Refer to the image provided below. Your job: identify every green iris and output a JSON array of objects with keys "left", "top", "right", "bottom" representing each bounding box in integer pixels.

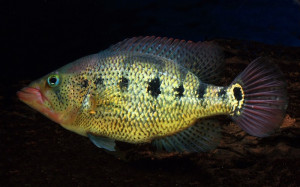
[{"left": 47, "top": 74, "right": 60, "bottom": 87}]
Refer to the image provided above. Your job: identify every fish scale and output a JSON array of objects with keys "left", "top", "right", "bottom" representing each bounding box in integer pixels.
[
  {"left": 18, "top": 36, "right": 288, "bottom": 153},
  {"left": 68, "top": 52, "right": 232, "bottom": 143}
]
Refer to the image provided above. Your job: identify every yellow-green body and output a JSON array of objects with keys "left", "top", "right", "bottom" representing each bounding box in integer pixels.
[
  {"left": 17, "top": 37, "right": 288, "bottom": 152},
  {"left": 61, "top": 52, "right": 241, "bottom": 144}
]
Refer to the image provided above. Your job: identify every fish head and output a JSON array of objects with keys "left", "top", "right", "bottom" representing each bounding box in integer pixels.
[
  {"left": 17, "top": 70, "right": 78, "bottom": 126},
  {"left": 17, "top": 55, "right": 98, "bottom": 134}
]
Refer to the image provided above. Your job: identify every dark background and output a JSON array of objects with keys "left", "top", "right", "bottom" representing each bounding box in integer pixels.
[
  {"left": 2, "top": 0, "right": 300, "bottom": 79},
  {"left": 1, "top": 0, "right": 300, "bottom": 186}
]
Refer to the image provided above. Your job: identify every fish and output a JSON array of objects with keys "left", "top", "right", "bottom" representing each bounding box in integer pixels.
[{"left": 17, "top": 36, "right": 288, "bottom": 153}]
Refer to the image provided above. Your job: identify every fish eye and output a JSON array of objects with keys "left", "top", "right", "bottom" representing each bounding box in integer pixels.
[{"left": 47, "top": 74, "right": 60, "bottom": 87}]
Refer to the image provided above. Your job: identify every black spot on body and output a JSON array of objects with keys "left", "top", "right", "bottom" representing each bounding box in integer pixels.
[
  {"left": 233, "top": 87, "right": 242, "bottom": 101},
  {"left": 197, "top": 83, "right": 207, "bottom": 98},
  {"left": 55, "top": 89, "right": 64, "bottom": 104},
  {"left": 119, "top": 76, "right": 129, "bottom": 90},
  {"left": 175, "top": 84, "right": 184, "bottom": 98},
  {"left": 94, "top": 77, "right": 103, "bottom": 85},
  {"left": 148, "top": 77, "right": 161, "bottom": 97},
  {"left": 82, "top": 79, "right": 89, "bottom": 88},
  {"left": 219, "top": 88, "right": 226, "bottom": 97}
]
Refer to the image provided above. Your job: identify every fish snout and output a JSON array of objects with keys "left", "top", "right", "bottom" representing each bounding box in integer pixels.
[{"left": 17, "top": 86, "right": 47, "bottom": 104}]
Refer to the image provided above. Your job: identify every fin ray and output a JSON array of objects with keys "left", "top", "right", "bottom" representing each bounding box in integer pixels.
[
  {"left": 152, "top": 119, "right": 221, "bottom": 153},
  {"left": 108, "top": 36, "right": 224, "bottom": 84},
  {"left": 88, "top": 133, "right": 116, "bottom": 151},
  {"left": 231, "top": 57, "right": 288, "bottom": 137}
]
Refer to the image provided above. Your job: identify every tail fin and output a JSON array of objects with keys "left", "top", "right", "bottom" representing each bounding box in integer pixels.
[{"left": 230, "top": 57, "right": 288, "bottom": 137}]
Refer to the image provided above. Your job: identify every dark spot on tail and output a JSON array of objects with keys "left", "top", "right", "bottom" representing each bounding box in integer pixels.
[
  {"left": 119, "top": 76, "right": 129, "bottom": 90},
  {"left": 94, "top": 77, "right": 103, "bottom": 85},
  {"left": 233, "top": 87, "right": 242, "bottom": 101},
  {"left": 148, "top": 77, "right": 161, "bottom": 97},
  {"left": 175, "top": 84, "right": 184, "bottom": 98},
  {"left": 82, "top": 79, "right": 89, "bottom": 88},
  {"left": 197, "top": 83, "right": 207, "bottom": 98}
]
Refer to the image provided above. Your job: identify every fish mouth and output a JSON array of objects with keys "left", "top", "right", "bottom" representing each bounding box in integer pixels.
[
  {"left": 17, "top": 87, "right": 61, "bottom": 124},
  {"left": 17, "top": 87, "right": 48, "bottom": 105}
]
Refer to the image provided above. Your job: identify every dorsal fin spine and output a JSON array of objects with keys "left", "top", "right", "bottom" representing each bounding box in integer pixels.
[
  {"left": 131, "top": 37, "right": 144, "bottom": 52},
  {"left": 151, "top": 37, "right": 162, "bottom": 53},
  {"left": 141, "top": 36, "right": 152, "bottom": 53}
]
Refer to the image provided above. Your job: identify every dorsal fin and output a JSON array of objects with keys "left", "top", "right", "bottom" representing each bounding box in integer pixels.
[{"left": 107, "top": 36, "right": 224, "bottom": 84}]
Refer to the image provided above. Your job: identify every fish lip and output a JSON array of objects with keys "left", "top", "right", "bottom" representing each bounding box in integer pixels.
[
  {"left": 17, "top": 87, "right": 49, "bottom": 104},
  {"left": 17, "top": 86, "right": 63, "bottom": 124}
]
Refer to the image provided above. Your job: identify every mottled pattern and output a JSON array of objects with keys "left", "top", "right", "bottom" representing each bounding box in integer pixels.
[
  {"left": 20, "top": 37, "right": 245, "bottom": 144},
  {"left": 68, "top": 52, "right": 236, "bottom": 143}
]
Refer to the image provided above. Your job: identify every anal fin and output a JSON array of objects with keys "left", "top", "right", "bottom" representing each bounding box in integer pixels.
[{"left": 152, "top": 119, "right": 221, "bottom": 152}]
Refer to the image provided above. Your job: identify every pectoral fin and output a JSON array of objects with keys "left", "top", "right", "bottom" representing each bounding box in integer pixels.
[{"left": 88, "top": 133, "right": 116, "bottom": 151}]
